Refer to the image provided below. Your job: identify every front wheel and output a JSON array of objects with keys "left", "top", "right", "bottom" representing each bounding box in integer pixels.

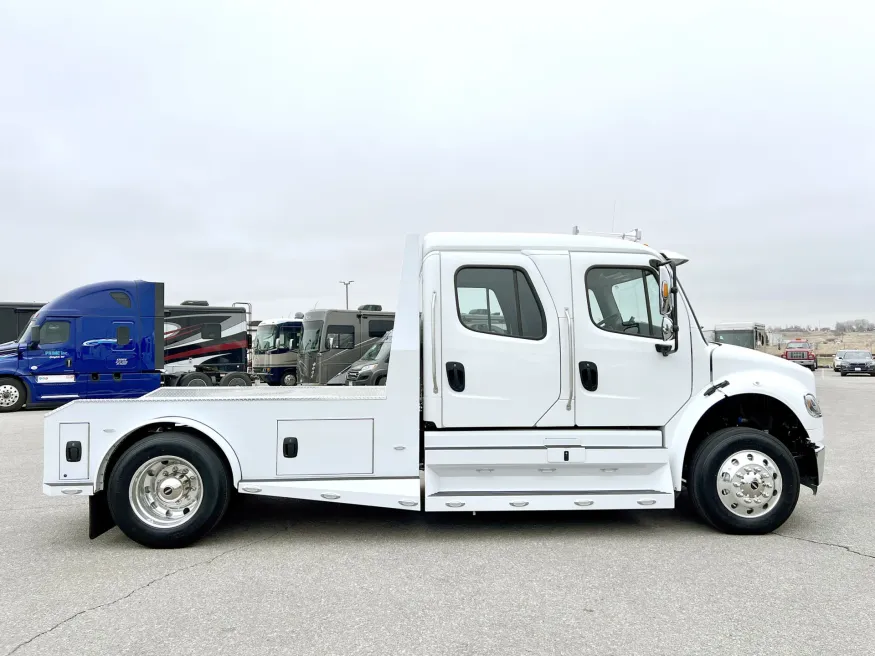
[
  {"left": 0, "top": 377, "right": 26, "bottom": 413},
  {"left": 281, "top": 371, "right": 297, "bottom": 386},
  {"left": 107, "top": 432, "right": 231, "bottom": 548},
  {"left": 688, "top": 426, "right": 800, "bottom": 535}
]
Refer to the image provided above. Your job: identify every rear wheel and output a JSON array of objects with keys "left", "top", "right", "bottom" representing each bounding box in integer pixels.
[
  {"left": 107, "top": 432, "right": 231, "bottom": 548},
  {"left": 688, "top": 426, "right": 800, "bottom": 534},
  {"left": 0, "top": 377, "right": 26, "bottom": 413},
  {"left": 178, "top": 372, "right": 213, "bottom": 387},
  {"left": 219, "top": 373, "right": 250, "bottom": 387}
]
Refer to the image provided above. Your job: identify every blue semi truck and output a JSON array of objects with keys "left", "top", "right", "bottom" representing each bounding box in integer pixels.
[{"left": 0, "top": 280, "right": 252, "bottom": 413}]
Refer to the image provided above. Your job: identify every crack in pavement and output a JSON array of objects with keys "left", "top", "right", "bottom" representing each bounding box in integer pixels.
[
  {"left": 773, "top": 532, "right": 875, "bottom": 560},
  {"left": 4, "top": 525, "right": 289, "bottom": 656}
]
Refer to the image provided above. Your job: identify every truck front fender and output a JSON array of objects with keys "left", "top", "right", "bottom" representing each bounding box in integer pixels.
[
  {"left": 95, "top": 415, "right": 243, "bottom": 491},
  {"left": 665, "top": 369, "right": 818, "bottom": 491}
]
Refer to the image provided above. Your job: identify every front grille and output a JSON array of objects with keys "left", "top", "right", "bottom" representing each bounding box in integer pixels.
[
  {"left": 346, "top": 371, "right": 359, "bottom": 381},
  {"left": 788, "top": 351, "right": 809, "bottom": 359}
]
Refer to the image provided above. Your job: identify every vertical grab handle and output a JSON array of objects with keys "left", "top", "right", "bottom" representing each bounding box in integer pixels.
[
  {"left": 431, "top": 291, "right": 438, "bottom": 394},
  {"left": 565, "top": 307, "right": 574, "bottom": 410}
]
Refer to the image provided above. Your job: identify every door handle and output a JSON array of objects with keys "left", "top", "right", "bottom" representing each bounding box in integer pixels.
[
  {"left": 66, "top": 358, "right": 72, "bottom": 368},
  {"left": 578, "top": 361, "right": 598, "bottom": 392},
  {"left": 282, "top": 437, "right": 298, "bottom": 458},
  {"left": 446, "top": 362, "right": 465, "bottom": 392}
]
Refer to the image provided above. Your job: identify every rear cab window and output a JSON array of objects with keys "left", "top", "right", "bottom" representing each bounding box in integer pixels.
[{"left": 454, "top": 267, "right": 546, "bottom": 339}]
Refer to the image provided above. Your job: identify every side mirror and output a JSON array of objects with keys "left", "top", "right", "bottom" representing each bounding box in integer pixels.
[
  {"left": 661, "top": 316, "right": 676, "bottom": 342},
  {"left": 659, "top": 266, "right": 674, "bottom": 316}
]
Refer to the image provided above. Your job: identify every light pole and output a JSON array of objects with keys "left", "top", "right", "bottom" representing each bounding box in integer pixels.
[{"left": 339, "top": 280, "right": 354, "bottom": 309}]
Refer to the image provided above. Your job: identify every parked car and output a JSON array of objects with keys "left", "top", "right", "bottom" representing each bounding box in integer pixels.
[
  {"left": 839, "top": 350, "right": 875, "bottom": 376},
  {"left": 782, "top": 339, "right": 817, "bottom": 371},
  {"left": 326, "top": 330, "right": 392, "bottom": 386},
  {"left": 833, "top": 349, "right": 849, "bottom": 371}
]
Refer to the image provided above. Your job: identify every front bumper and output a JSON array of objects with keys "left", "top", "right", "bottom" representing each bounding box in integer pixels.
[
  {"left": 814, "top": 444, "right": 825, "bottom": 487},
  {"left": 840, "top": 365, "right": 875, "bottom": 374}
]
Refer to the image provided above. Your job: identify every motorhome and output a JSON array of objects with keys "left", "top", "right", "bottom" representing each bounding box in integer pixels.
[
  {"left": 42, "top": 232, "right": 825, "bottom": 548},
  {"left": 297, "top": 307, "right": 395, "bottom": 384},
  {"left": 253, "top": 316, "right": 304, "bottom": 386},
  {"left": 713, "top": 322, "right": 769, "bottom": 352}
]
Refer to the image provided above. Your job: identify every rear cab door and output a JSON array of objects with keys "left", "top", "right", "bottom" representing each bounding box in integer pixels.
[{"left": 439, "top": 252, "right": 561, "bottom": 428}]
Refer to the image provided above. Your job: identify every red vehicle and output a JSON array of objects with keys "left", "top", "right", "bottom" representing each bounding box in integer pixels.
[{"left": 782, "top": 339, "right": 817, "bottom": 371}]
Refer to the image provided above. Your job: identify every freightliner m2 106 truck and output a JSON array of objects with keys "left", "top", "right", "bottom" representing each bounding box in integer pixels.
[
  {"left": 0, "top": 282, "right": 250, "bottom": 413},
  {"left": 42, "top": 233, "right": 825, "bottom": 548}
]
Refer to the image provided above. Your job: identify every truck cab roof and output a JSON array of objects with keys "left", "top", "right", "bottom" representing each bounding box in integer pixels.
[{"left": 422, "top": 232, "right": 664, "bottom": 257}]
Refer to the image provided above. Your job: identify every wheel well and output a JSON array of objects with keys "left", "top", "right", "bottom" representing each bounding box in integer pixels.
[
  {"left": 682, "top": 393, "right": 820, "bottom": 490},
  {"left": 99, "top": 422, "right": 233, "bottom": 491}
]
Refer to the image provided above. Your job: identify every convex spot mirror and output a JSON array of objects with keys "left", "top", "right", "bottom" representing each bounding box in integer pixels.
[
  {"left": 659, "top": 265, "right": 674, "bottom": 316},
  {"left": 661, "top": 316, "right": 676, "bottom": 342}
]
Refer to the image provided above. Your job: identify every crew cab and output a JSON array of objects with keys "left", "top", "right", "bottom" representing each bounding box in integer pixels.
[
  {"left": 782, "top": 339, "right": 817, "bottom": 370},
  {"left": 43, "top": 232, "right": 826, "bottom": 548}
]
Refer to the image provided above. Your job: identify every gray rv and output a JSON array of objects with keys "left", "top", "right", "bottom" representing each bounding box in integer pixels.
[{"left": 298, "top": 305, "right": 394, "bottom": 385}]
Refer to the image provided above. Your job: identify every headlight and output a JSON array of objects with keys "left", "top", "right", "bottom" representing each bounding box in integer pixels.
[
  {"left": 804, "top": 393, "right": 822, "bottom": 418},
  {"left": 360, "top": 364, "right": 377, "bottom": 372}
]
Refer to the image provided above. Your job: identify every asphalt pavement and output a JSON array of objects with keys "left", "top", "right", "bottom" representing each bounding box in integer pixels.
[{"left": 1, "top": 371, "right": 873, "bottom": 656}]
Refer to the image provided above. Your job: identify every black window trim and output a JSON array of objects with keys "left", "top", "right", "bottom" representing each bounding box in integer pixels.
[
  {"left": 453, "top": 265, "right": 547, "bottom": 341},
  {"left": 585, "top": 264, "right": 663, "bottom": 341}
]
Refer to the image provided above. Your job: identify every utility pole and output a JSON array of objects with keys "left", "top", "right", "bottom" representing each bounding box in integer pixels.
[{"left": 339, "top": 280, "right": 354, "bottom": 310}]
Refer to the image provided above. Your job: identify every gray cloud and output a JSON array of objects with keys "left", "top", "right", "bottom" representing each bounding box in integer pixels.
[{"left": 1, "top": 1, "right": 873, "bottom": 328}]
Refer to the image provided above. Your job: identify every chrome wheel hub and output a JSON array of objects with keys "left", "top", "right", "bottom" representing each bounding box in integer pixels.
[
  {"left": 717, "top": 449, "right": 781, "bottom": 518},
  {"left": 129, "top": 456, "right": 203, "bottom": 528},
  {"left": 0, "top": 384, "right": 20, "bottom": 408}
]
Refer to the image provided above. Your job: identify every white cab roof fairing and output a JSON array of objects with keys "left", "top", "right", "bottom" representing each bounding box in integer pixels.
[
  {"left": 422, "top": 232, "right": 662, "bottom": 257},
  {"left": 259, "top": 317, "right": 302, "bottom": 326}
]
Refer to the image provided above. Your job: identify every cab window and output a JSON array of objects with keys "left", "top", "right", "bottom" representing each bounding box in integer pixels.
[
  {"left": 40, "top": 320, "right": 71, "bottom": 345},
  {"left": 455, "top": 267, "right": 546, "bottom": 339},
  {"left": 586, "top": 267, "right": 661, "bottom": 338}
]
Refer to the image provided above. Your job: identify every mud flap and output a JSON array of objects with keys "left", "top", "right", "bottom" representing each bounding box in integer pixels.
[{"left": 89, "top": 491, "right": 115, "bottom": 539}]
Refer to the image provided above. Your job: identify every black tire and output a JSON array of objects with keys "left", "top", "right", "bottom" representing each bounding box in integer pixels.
[
  {"left": 281, "top": 371, "right": 297, "bottom": 387},
  {"left": 0, "top": 377, "right": 26, "bottom": 413},
  {"left": 178, "top": 372, "right": 213, "bottom": 387},
  {"left": 375, "top": 376, "right": 387, "bottom": 386},
  {"left": 107, "top": 432, "right": 231, "bottom": 548},
  {"left": 219, "top": 372, "right": 251, "bottom": 387},
  {"left": 688, "top": 426, "right": 800, "bottom": 535},
  {"left": 841, "top": 372, "right": 847, "bottom": 377}
]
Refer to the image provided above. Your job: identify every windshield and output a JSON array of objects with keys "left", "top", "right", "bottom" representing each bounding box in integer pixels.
[
  {"left": 254, "top": 325, "right": 278, "bottom": 354},
  {"left": 787, "top": 342, "right": 811, "bottom": 349},
  {"left": 300, "top": 321, "right": 324, "bottom": 353},
  {"left": 844, "top": 350, "right": 872, "bottom": 359},
  {"left": 361, "top": 334, "right": 392, "bottom": 361},
  {"left": 715, "top": 330, "right": 755, "bottom": 349}
]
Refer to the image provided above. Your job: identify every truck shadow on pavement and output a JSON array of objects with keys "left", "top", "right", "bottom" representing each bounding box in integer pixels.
[{"left": 207, "top": 491, "right": 710, "bottom": 543}]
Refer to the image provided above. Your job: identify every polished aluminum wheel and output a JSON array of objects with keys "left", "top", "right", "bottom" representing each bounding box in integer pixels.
[
  {"left": 0, "top": 384, "right": 20, "bottom": 408},
  {"left": 282, "top": 373, "right": 297, "bottom": 386},
  {"left": 717, "top": 449, "right": 781, "bottom": 518},
  {"left": 129, "top": 456, "right": 203, "bottom": 528}
]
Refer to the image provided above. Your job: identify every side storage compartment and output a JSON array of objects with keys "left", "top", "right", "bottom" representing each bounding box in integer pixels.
[
  {"left": 424, "top": 446, "right": 675, "bottom": 512},
  {"left": 58, "top": 422, "right": 90, "bottom": 481},
  {"left": 276, "top": 419, "right": 374, "bottom": 477}
]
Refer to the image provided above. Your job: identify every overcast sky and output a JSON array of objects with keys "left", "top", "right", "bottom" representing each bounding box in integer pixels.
[{"left": 1, "top": 1, "right": 872, "bottom": 328}]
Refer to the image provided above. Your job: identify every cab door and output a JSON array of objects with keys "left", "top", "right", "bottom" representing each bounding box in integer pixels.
[
  {"left": 439, "top": 252, "right": 561, "bottom": 427},
  {"left": 24, "top": 318, "right": 82, "bottom": 402},
  {"left": 570, "top": 253, "right": 692, "bottom": 427}
]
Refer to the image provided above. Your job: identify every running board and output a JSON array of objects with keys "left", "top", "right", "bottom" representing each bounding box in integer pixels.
[
  {"left": 425, "top": 491, "right": 675, "bottom": 512},
  {"left": 237, "top": 478, "right": 422, "bottom": 511}
]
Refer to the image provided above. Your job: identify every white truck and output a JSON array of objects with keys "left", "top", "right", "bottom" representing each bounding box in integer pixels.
[{"left": 43, "top": 232, "right": 825, "bottom": 548}]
